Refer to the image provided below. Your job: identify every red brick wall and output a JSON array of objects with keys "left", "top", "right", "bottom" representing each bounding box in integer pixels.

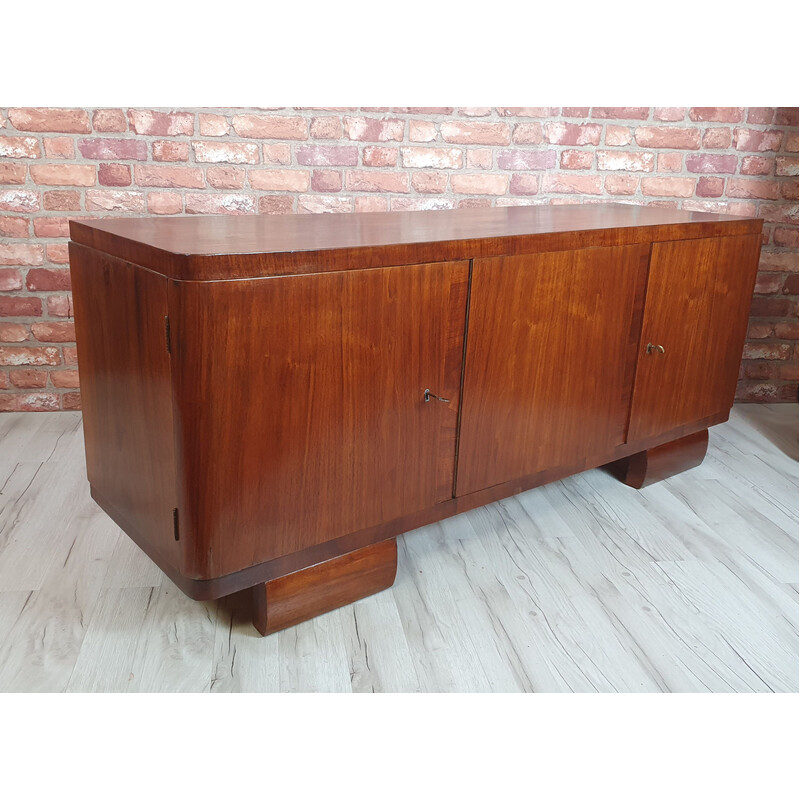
[{"left": 1, "top": 106, "right": 797, "bottom": 411}]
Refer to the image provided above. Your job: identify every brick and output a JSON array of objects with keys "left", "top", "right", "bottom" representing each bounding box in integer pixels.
[
  {"left": 153, "top": 141, "right": 190, "bottom": 162},
  {"left": 451, "top": 174, "right": 509, "bottom": 195},
  {"left": 774, "top": 227, "right": 799, "bottom": 248},
  {"left": 604, "top": 126, "right": 632, "bottom": 147},
  {"left": 43, "top": 190, "right": 81, "bottom": 210},
  {"left": 635, "top": 127, "right": 701, "bottom": 149},
  {"left": 0, "top": 392, "right": 60, "bottom": 412},
  {"left": 740, "top": 156, "right": 773, "bottom": 176},
  {"left": 47, "top": 296, "right": 73, "bottom": 317},
  {"left": 561, "top": 107, "right": 590, "bottom": 117},
  {"left": 392, "top": 107, "right": 453, "bottom": 115},
  {"left": 750, "top": 296, "right": 796, "bottom": 316},
  {"left": 128, "top": 110, "right": 194, "bottom": 136},
  {"left": 185, "top": 193, "right": 256, "bottom": 215},
  {"left": 0, "top": 217, "right": 29, "bottom": 238},
  {"left": 775, "top": 107, "right": 799, "bottom": 126},
  {"left": 8, "top": 107, "right": 90, "bottom": 133},
  {"left": 0, "top": 244, "right": 43, "bottom": 266},
  {"left": 689, "top": 107, "right": 743, "bottom": 123},
  {"left": 63, "top": 346, "right": 78, "bottom": 365},
  {"left": 742, "top": 342, "right": 793, "bottom": 360},
  {"left": 409, "top": 120, "right": 437, "bottom": 142},
  {"left": 263, "top": 144, "right": 292, "bottom": 165},
  {"left": 363, "top": 147, "right": 398, "bottom": 167},
  {"left": 733, "top": 128, "right": 784, "bottom": 152},
  {"left": 597, "top": 150, "right": 654, "bottom": 172},
  {"left": 31, "top": 321, "right": 74, "bottom": 342},
  {"left": 0, "top": 136, "right": 41, "bottom": 158},
  {"left": 0, "top": 164, "right": 27, "bottom": 184},
  {"left": 778, "top": 362, "right": 799, "bottom": 381},
  {"left": 310, "top": 117, "right": 342, "bottom": 139},
  {"left": 295, "top": 145, "right": 359, "bottom": 166},
  {"left": 542, "top": 174, "right": 603, "bottom": 195},
  {"left": 696, "top": 176, "right": 725, "bottom": 197},
  {"left": 46, "top": 243, "right": 69, "bottom": 265},
  {"left": 248, "top": 169, "right": 310, "bottom": 192},
  {"left": 544, "top": 122, "right": 602, "bottom": 146},
  {"left": 496, "top": 107, "right": 559, "bottom": 118},
  {"left": 747, "top": 108, "right": 775, "bottom": 125},
  {"left": 0, "top": 190, "right": 39, "bottom": 212},
  {"left": 411, "top": 172, "right": 447, "bottom": 193},
  {"left": 76, "top": 138, "right": 146, "bottom": 161},
  {"left": 604, "top": 174, "right": 638, "bottom": 195},
  {"left": 134, "top": 165, "right": 205, "bottom": 188},
  {"left": 654, "top": 108, "right": 686, "bottom": 121},
  {"left": 727, "top": 178, "right": 780, "bottom": 200},
  {"left": 191, "top": 141, "right": 258, "bottom": 165},
  {"left": 460, "top": 107, "right": 492, "bottom": 117},
  {"left": 30, "top": 164, "right": 95, "bottom": 186},
  {"left": 0, "top": 322, "right": 29, "bottom": 341},
  {"left": 785, "top": 131, "right": 799, "bottom": 153},
  {"left": 0, "top": 372, "right": 7, "bottom": 389},
  {"left": 33, "top": 217, "right": 70, "bottom": 237},
  {"left": 702, "top": 128, "right": 732, "bottom": 149},
  {"left": 258, "top": 196, "right": 295, "bottom": 214},
  {"left": 206, "top": 166, "right": 246, "bottom": 189},
  {"left": 297, "top": 195, "right": 353, "bottom": 214},
  {"left": 591, "top": 107, "right": 649, "bottom": 120},
  {"left": 354, "top": 197, "right": 389, "bottom": 213},
  {"left": 0, "top": 296, "right": 42, "bottom": 316},
  {"left": 784, "top": 274, "right": 800, "bottom": 295},
  {"left": 26, "top": 268, "right": 70, "bottom": 291},
  {"left": 753, "top": 272, "right": 784, "bottom": 294},
  {"left": 92, "top": 109, "right": 127, "bottom": 132},
  {"left": 658, "top": 153, "right": 683, "bottom": 172},
  {"left": 0, "top": 345, "right": 60, "bottom": 365},
  {"left": 311, "top": 170, "right": 342, "bottom": 192},
  {"left": 147, "top": 192, "right": 182, "bottom": 214},
  {"left": 441, "top": 121, "right": 511, "bottom": 146},
  {"left": 466, "top": 149, "right": 493, "bottom": 170},
  {"left": 497, "top": 150, "right": 556, "bottom": 170},
  {"left": 509, "top": 174, "right": 540, "bottom": 195},
  {"left": 391, "top": 198, "right": 454, "bottom": 212},
  {"left": 640, "top": 177, "right": 695, "bottom": 197},
  {"left": 10, "top": 369, "right": 48, "bottom": 388},
  {"left": 776, "top": 157, "right": 798, "bottom": 177},
  {"left": 781, "top": 181, "right": 799, "bottom": 200},
  {"left": 344, "top": 170, "right": 410, "bottom": 193},
  {"left": 400, "top": 147, "right": 462, "bottom": 169},
  {"left": 776, "top": 319, "right": 799, "bottom": 338},
  {"left": 735, "top": 382, "right": 780, "bottom": 402},
  {"left": 343, "top": 117, "right": 404, "bottom": 142},
  {"left": 459, "top": 198, "right": 494, "bottom": 208},
  {"left": 760, "top": 204, "right": 798, "bottom": 224},
  {"left": 85, "top": 190, "right": 145, "bottom": 212},
  {"left": 560, "top": 150, "right": 594, "bottom": 170},
  {"left": 740, "top": 360, "right": 776, "bottom": 380},
  {"left": 760, "top": 251, "right": 798, "bottom": 271},
  {"left": 62, "top": 392, "right": 82, "bottom": 410},
  {"left": 232, "top": 115, "right": 308, "bottom": 140},
  {"left": 1, "top": 267, "right": 23, "bottom": 290},
  {"left": 98, "top": 163, "right": 132, "bottom": 186},
  {"left": 198, "top": 113, "right": 230, "bottom": 136},
  {"left": 50, "top": 369, "right": 80, "bottom": 388},
  {"left": 685, "top": 154, "right": 738, "bottom": 173}
]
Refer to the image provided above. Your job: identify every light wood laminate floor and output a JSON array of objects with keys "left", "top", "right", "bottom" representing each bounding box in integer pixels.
[{"left": 0, "top": 404, "right": 797, "bottom": 692}]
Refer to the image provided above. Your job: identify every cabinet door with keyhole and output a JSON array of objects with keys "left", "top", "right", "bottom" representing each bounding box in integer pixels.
[
  {"left": 627, "top": 233, "right": 761, "bottom": 442},
  {"left": 456, "top": 243, "right": 650, "bottom": 496},
  {"left": 170, "top": 260, "right": 468, "bottom": 577}
]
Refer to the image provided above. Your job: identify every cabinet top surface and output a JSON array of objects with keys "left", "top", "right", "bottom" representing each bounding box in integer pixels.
[{"left": 69, "top": 202, "right": 762, "bottom": 281}]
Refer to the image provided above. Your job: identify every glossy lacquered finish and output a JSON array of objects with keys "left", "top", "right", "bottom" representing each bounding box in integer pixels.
[{"left": 68, "top": 204, "right": 763, "bottom": 635}]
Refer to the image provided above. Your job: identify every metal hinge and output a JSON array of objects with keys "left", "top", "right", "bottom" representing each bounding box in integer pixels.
[
  {"left": 173, "top": 508, "right": 179, "bottom": 541},
  {"left": 165, "top": 315, "right": 171, "bottom": 354}
]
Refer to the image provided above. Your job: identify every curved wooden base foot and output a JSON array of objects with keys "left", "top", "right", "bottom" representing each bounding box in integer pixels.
[
  {"left": 251, "top": 538, "right": 398, "bottom": 635},
  {"left": 606, "top": 429, "right": 709, "bottom": 489}
]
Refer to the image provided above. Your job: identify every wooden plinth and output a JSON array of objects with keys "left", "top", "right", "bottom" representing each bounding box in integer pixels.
[
  {"left": 606, "top": 429, "right": 709, "bottom": 489},
  {"left": 250, "top": 538, "right": 398, "bottom": 636}
]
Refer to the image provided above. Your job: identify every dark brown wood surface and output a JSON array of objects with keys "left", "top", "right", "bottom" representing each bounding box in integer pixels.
[
  {"left": 251, "top": 539, "right": 398, "bottom": 635},
  {"left": 456, "top": 244, "right": 649, "bottom": 496},
  {"left": 69, "top": 203, "right": 762, "bottom": 281},
  {"left": 68, "top": 243, "right": 181, "bottom": 572},
  {"left": 628, "top": 233, "right": 762, "bottom": 441},
  {"left": 170, "top": 260, "right": 468, "bottom": 580}
]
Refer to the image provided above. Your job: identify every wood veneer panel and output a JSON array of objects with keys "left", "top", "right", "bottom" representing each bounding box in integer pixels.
[
  {"left": 170, "top": 260, "right": 468, "bottom": 580},
  {"left": 456, "top": 243, "right": 650, "bottom": 496},
  {"left": 628, "top": 233, "right": 762, "bottom": 441},
  {"left": 68, "top": 243, "right": 181, "bottom": 573}
]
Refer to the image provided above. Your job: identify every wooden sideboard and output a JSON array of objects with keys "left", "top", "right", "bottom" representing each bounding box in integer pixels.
[{"left": 68, "top": 203, "right": 763, "bottom": 635}]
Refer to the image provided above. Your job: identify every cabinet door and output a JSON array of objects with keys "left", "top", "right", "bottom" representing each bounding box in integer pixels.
[
  {"left": 456, "top": 244, "right": 649, "bottom": 496},
  {"left": 627, "top": 234, "right": 761, "bottom": 442},
  {"left": 171, "top": 260, "right": 468, "bottom": 577}
]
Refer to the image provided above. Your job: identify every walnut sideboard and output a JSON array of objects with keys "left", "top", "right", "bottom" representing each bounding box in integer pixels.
[{"left": 68, "top": 203, "right": 763, "bottom": 635}]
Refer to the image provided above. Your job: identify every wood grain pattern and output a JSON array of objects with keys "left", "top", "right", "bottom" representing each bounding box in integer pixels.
[
  {"left": 170, "top": 260, "right": 468, "bottom": 580},
  {"left": 606, "top": 429, "right": 709, "bottom": 489},
  {"left": 456, "top": 244, "right": 649, "bottom": 496},
  {"left": 69, "top": 203, "right": 762, "bottom": 281},
  {"left": 68, "top": 243, "right": 180, "bottom": 574},
  {"left": 628, "top": 233, "right": 762, "bottom": 441},
  {"left": 251, "top": 539, "right": 398, "bottom": 636}
]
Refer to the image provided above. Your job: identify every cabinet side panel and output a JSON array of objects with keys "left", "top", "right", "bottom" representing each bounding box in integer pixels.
[{"left": 68, "top": 242, "right": 180, "bottom": 572}]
